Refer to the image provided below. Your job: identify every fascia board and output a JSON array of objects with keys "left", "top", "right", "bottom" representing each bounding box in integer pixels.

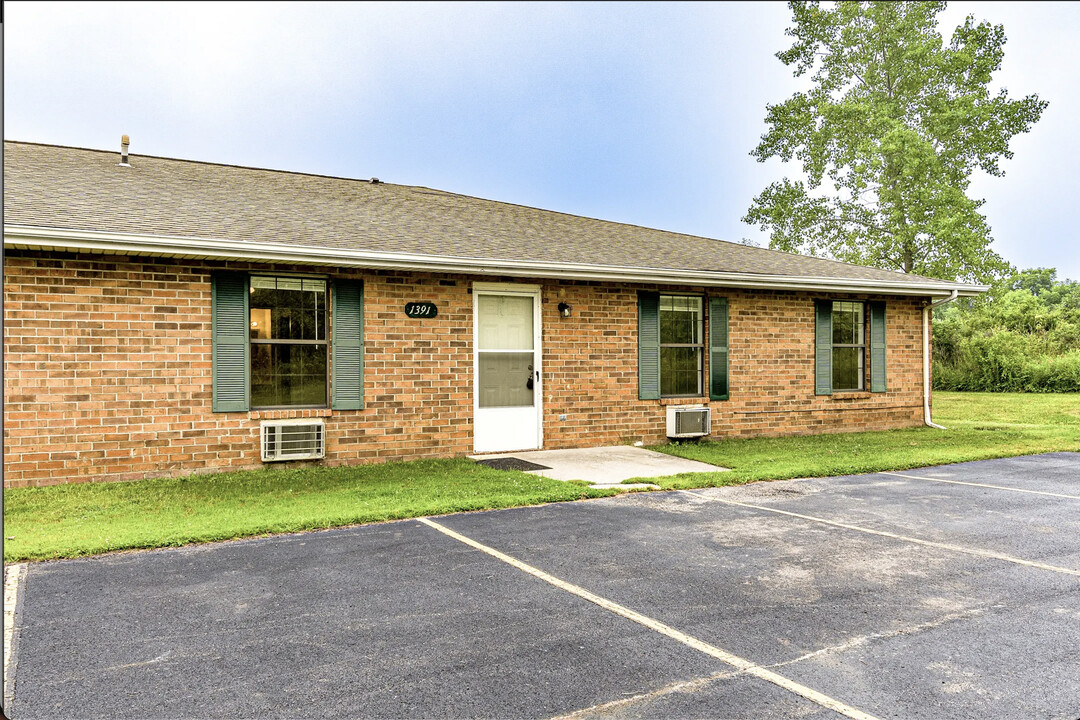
[{"left": 4, "top": 225, "right": 989, "bottom": 298}]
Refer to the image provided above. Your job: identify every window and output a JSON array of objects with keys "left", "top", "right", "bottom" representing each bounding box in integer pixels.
[
  {"left": 249, "top": 276, "right": 328, "bottom": 408},
  {"left": 814, "top": 299, "right": 886, "bottom": 395},
  {"left": 638, "top": 292, "right": 728, "bottom": 401},
  {"left": 212, "top": 271, "right": 364, "bottom": 413},
  {"left": 831, "top": 301, "right": 865, "bottom": 391},
  {"left": 659, "top": 295, "right": 704, "bottom": 396}
]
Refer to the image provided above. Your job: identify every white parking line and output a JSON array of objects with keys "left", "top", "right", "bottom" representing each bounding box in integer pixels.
[
  {"left": 4, "top": 563, "right": 26, "bottom": 710},
  {"left": 681, "top": 490, "right": 1080, "bottom": 577},
  {"left": 878, "top": 471, "right": 1080, "bottom": 500},
  {"left": 417, "top": 517, "right": 880, "bottom": 720}
]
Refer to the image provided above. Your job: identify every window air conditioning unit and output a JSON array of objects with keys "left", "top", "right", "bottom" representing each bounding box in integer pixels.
[
  {"left": 666, "top": 406, "right": 710, "bottom": 439},
  {"left": 261, "top": 420, "right": 325, "bottom": 462}
]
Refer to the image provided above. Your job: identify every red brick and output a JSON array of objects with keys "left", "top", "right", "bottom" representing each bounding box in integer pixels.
[{"left": 4, "top": 252, "right": 928, "bottom": 487}]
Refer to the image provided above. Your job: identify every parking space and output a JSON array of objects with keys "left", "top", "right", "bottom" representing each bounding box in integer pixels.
[
  {"left": 8, "top": 526, "right": 736, "bottom": 719},
  {"left": 709, "top": 454, "right": 1080, "bottom": 572},
  {"left": 882, "top": 452, "right": 1080, "bottom": 497},
  {"left": 7, "top": 453, "right": 1080, "bottom": 719}
]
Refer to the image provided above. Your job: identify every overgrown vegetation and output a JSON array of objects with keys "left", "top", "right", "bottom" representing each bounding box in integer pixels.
[
  {"left": 3, "top": 459, "right": 615, "bottom": 562},
  {"left": 934, "top": 268, "right": 1080, "bottom": 392},
  {"left": 646, "top": 391, "right": 1080, "bottom": 489}
]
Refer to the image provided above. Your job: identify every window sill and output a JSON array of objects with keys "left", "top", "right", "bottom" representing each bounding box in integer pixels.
[
  {"left": 658, "top": 396, "right": 710, "bottom": 405},
  {"left": 828, "top": 391, "right": 873, "bottom": 400},
  {"left": 250, "top": 408, "right": 334, "bottom": 420}
]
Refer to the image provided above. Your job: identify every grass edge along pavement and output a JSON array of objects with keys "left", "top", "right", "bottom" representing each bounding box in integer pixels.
[
  {"left": 3, "top": 459, "right": 617, "bottom": 562},
  {"left": 643, "top": 391, "right": 1080, "bottom": 489},
  {"left": 5, "top": 392, "right": 1079, "bottom": 562}
]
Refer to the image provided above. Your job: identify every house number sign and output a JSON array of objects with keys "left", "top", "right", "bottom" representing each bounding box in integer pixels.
[{"left": 404, "top": 302, "right": 438, "bottom": 319}]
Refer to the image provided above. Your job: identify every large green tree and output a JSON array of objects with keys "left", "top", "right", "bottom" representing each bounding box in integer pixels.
[{"left": 743, "top": 1, "right": 1046, "bottom": 283}]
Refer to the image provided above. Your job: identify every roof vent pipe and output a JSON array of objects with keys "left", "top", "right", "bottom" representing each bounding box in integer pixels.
[{"left": 119, "top": 135, "right": 131, "bottom": 167}]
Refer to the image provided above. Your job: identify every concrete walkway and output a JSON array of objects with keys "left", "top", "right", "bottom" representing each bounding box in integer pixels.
[{"left": 470, "top": 445, "right": 729, "bottom": 489}]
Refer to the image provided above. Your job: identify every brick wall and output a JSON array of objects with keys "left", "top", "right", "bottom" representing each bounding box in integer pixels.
[
  {"left": 540, "top": 283, "right": 926, "bottom": 448},
  {"left": 3, "top": 251, "right": 927, "bottom": 487}
]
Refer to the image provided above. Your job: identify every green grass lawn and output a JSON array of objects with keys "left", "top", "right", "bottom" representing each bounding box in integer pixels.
[
  {"left": 644, "top": 392, "right": 1080, "bottom": 489},
  {"left": 5, "top": 392, "right": 1078, "bottom": 563},
  {"left": 3, "top": 459, "right": 615, "bottom": 562}
]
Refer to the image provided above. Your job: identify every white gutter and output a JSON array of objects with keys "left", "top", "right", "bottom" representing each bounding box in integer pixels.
[
  {"left": 4, "top": 225, "right": 988, "bottom": 298},
  {"left": 923, "top": 289, "right": 959, "bottom": 429}
]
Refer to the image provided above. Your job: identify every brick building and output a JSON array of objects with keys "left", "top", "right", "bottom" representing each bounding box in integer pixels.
[{"left": 3, "top": 141, "right": 985, "bottom": 488}]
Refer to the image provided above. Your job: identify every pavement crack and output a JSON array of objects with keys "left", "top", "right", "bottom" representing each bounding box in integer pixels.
[
  {"left": 549, "top": 607, "right": 989, "bottom": 719},
  {"left": 101, "top": 650, "right": 174, "bottom": 672},
  {"left": 767, "top": 606, "right": 988, "bottom": 671},
  {"left": 548, "top": 669, "right": 745, "bottom": 719}
]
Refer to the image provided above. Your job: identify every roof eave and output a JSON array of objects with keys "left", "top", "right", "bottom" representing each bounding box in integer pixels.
[{"left": 3, "top": 225, "right": 989, "bottom": 297}]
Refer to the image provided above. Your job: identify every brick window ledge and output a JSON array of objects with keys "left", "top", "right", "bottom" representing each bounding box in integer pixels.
[
  {"left": 829, "top": 391, "right": 873, "bottom": 400},
  {"left": 249, "top": 408, "right": 334, "bottom": 420},
  {"left": 658, "top": 396, "right": 711, "bottom": 405}
]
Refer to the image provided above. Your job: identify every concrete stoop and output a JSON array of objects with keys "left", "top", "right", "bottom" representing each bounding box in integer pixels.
[{"left": 470, "top": 445, "right": 729, "bottom": 489}]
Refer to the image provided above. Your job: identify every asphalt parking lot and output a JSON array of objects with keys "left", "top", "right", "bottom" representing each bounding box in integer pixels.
[{"left": 6, "top": 452, "right": 1080, "bottom": 719}]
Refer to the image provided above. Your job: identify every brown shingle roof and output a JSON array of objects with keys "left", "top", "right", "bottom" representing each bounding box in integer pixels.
[{"left": 4, "top": 141, "right": 974, "bottom": 290}]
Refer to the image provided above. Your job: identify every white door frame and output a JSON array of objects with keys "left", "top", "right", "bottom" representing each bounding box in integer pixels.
[{"left": 472, "top": 282, "right": 543, "bottom": 453}]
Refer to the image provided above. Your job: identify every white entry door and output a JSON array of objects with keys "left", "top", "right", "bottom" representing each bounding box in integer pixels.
[{"left": 473, "top": 284, "right": 542, "bottom": 453}]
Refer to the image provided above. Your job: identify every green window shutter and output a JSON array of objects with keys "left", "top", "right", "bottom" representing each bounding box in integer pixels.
[
  {"left": 814, "top": 299, "right": 833, "bottom": 396},
  {"left": 211, "top": 271, "right": 250, "bottom": 412},
  {"left": 869, "top": 301, "right": 887, "bottom": 392},
  {"left": 332, "top": 280, "right": 365, "bottom": 410},
  {"left": 709, "top": 297, "right": 729, "bottom": 401},
  {"left": 637, "top": 291, "right": 660, "bottom": 400}
]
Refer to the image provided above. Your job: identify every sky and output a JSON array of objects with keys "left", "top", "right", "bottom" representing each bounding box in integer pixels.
[{"left": 5, "top": 1, "right": 1079, "bottom": 282}]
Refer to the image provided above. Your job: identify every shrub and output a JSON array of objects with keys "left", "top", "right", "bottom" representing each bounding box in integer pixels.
[{"left": 933, "top": 268, "right": 1080, "bottom": 392}]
